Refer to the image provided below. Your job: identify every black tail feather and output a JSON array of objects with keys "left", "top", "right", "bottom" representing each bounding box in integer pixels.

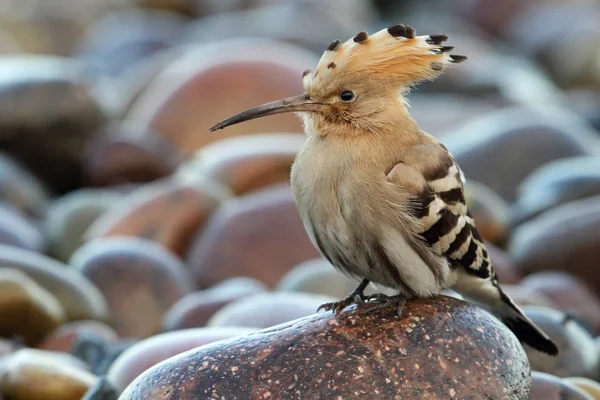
[{"left": 498, "top": 289, "right": 559, "bottom": 356}]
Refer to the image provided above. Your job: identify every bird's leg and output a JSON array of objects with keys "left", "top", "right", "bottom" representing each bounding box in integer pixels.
[{"left": 317, "top": 279, "right": 370, "bottom": 313}]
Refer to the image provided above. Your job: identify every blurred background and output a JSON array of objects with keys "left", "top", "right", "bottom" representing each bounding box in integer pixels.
[{"left": 1, "top": 0, "right": 600, "bottom": 399}]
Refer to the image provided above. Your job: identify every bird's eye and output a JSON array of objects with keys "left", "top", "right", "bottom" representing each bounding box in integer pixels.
[{"left": 339, "top": 90, "right": 355, "bottom": 102}]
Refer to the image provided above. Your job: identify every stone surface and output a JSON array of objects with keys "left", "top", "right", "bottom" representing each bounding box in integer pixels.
[
  {"left": 82, "top": 122, "right": 182, "bottom": 187},
  {"left": 0, "top": 348, "right": 98, "bottom": 400},
  {"left": 565, "top": 377, "right": 600, "bottom": 399},
  {"left": 120, "top": 296, "right": 532, "bottom": 399},
  {"left": 522, "top": 306, "right": 599, "bottom": 379},
  {"left": 126, "top": 38, "right": 317, "bottom": 155},
  {"left": 511, "top": 156, "right": 600, "bottom": 226},
  {"left": 531, "top": 371, "right": 594, "bottom": 400},
  {"left": 176, "top": 133, "right": 305, "bottom": 196},
  {"left": 39, "top": 320, "right": 118, "bottom": 353},
  {"left": 86, "top": 177, "right": 230, "bottom": 258},
  {"left": 509, "top": 196, "right": 600, "bottom": 295},
  {"left": 45, "top": 188, "right": 122, "bottom": 262},
  {"left": 0, "top": 206, "right": 44, "bottom": 253},
  {"left": 442, "top": 105, "right": 599, "bottom": 203},
  {"left": 206, "top": 292, "right": 336, "bottom": 329},
  {"left": 0, "top": 245, "right": 108, "bottom": 322},
  {"left": 0, "top": 152, "right": 50, "bottom": 218},
  {"left": 0, "top": 268, "right": 66, "bottom": 346},
  {"left": 70, "top": 237, "right": 194, "bottom": 338},
  {"left": 0, "top": 56, "right": 106, "bottom": 193},
  {"left": 162, "top": 277, "right": 268, "bottom": 331},
  {"left": 107, "top": 327, "right": 257, "bottom": 394},
  {"left": 186, "top": 184, "right": 321, "bottom": 288},
  {"left": 520, "top": 272, "right": 600, "bottom": 334}
]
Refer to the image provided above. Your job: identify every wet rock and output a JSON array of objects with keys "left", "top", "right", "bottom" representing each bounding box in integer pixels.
[
  {"left": 70, "top": 238, "right": 194, "bottom": 338},
  {"left": 162, "top": 277, "right": 268, "bottom": 331},
  {"left": 45, "top": 188, "right": 122, "bottom": 262},
  {"left": 207, "top": 292, "right": 336, "bottom": 329},
  {"left": 565, "top": 377, "right": 600, "bottom": 399},
  {"left": 443, "top": 105, "right": 600, "bottom": 203},
  {"left": 0, "top": 244, "right": 108, "bottom": 321},
  {"left": 520, "top": 272, "right": 600, "bottom": 335},
  {"left": 0, "top": 348, "right": 98, "bottom": 400},
  {"left": 125, "top": 38, "right": 317, "bottom": 155},
  {"left": 0, "top": 152, "right": 50, "bottom": 218},
  {"left": 509, "top": 196, "right": 600, "bottom": 296},
  {"left": 522, "top": 306, "right": 599, "bottom": 379},
  {"left": 39, "top": 321, "right": 118, "bottom": 354},
  {"left": 107, "top": 327, "right": 256, "bottom": 394},
  {"left": 86, "top": 177, "right": 230, "bottom": 258},
  {"left": 186, "top": 184, "right": 321, "bottom": 288},
  {"left": 511, "top": 156, "right": 600, "bottom": 227},
  {"left": 82, "top": 122, "right": 183, "bottom": 187},
  {"left": 0, "top": 206, "right": 44, "bottom": 253},
  {"left": 464, "top": 180, "right": 509, "bottom": 245},
  {"left": 119, "top": 296, "right": 532, "bottom": 399},
  {"left": 176, "top": 133, "right": 305, "bottom": 196},
  {"left": 0, "top": 56, "right": 106, "bottom": 193},
  {"left": 0, "top": 268, "right": 66, "bottom": 346},
  {"left": 531, "top": 371, "right": 595, "bottom": 400}
]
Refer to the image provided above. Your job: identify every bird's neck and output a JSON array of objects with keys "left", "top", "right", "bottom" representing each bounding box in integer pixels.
[{"left": 302, "top": 100, "right": 423, "bottom": 147}]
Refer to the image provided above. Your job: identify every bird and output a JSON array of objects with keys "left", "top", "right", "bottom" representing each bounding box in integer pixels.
[{"left": 209, "top": 24, "right": 559, "bottom": 356}]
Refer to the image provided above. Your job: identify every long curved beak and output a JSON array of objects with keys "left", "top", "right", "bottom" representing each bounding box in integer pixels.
[{"left": 209, "top": 94, "right": 323, "bottom": 132}]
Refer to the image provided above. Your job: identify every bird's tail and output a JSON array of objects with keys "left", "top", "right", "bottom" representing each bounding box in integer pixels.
[
  {"left": 452, "top": 273, "right": 559, "bottom": 356},
  {"left": 495, "top": 286, "right": 559, "bottom": 356}
]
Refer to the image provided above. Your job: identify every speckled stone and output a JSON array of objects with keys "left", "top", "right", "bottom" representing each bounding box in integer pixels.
[{"left": 119, "top": 296, "right": 532, "bottom": 400}]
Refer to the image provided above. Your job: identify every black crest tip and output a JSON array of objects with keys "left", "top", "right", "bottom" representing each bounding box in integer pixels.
[
  {"left": 405, "top": 26, "right": 416, "bottom": 39},
  {"left": 449, "top": 55, "right": 467, "bottom": 63},
  {"left": 427, "top": 34, "right": 449, "bottom": 45},
  {"left": 387, "top": 24, "right": 407, "bottom": 38},
  {"left": 326, "top": 39, "right": 341, "bottom": 51},
  {"left": 440, "top": 46, "right": 455, "bottom": 53},
  {"left": 302, "top": 69, "right": 312, "bottom": 78},
  {"left": 353, "top": 31, "right": 368, "bottom": 43}
]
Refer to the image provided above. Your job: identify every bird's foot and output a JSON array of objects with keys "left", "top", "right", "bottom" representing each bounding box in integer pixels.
[
  {"left": 364, "top": 293, "right": 407, "bottom": 317},
  {"left": 317, "top": 279, "right": 370, "bottom": 313}
]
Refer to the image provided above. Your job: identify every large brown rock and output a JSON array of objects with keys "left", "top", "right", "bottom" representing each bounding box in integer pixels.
[
  {"left": 86, "top": 177, "right": 231, "bottom": 258},
  {"left": 509, "top": 196, "right": 600, "bottom": 295},
  {"left": 107, "top": 327, "right": 257, "bottom": 394},
  {"left": 119, "top": 296, "right": 532, "bottom": 399},
  {"left": 442, "top": 105, "right": 599, "bottom": 203},
  {"left": 0, "top": 245, "right": 108, "bottom": 322},
  {"left": 39, "top": 320, "right": 118, "bottom": 353},
  {"left": 511, "top": 156, "right": 600, "bottom": 227},
  {"left": 186, "top": 184, "right": 321, "bottom": 288},
  {"left": 126, "top": 38, "right": 317, "bottom": 155},
  {"left": 0, "top": 56, "right": 106, "bottom": 193},
  {"left": 176, "top": 133, "right": 305, "bottom": 196},
  {"left": 70, "top": 237, "right": 194, "bottom": 338}
]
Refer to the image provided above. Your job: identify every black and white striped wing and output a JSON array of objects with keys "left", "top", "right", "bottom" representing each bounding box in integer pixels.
[{"left": 413, "top": 160, "right": 494, "bottom": 280}]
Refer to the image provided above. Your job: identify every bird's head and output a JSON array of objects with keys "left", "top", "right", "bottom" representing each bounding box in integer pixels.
[{"left": 210, "top": 25, "right": 466, "bottom": 136}]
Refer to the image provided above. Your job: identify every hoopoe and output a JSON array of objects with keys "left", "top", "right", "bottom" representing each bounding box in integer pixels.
[{"left": 210, "top": 24, "right": 559, "bottom": 355}]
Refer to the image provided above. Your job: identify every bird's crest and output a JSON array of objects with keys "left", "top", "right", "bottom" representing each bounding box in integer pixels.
[{"left": 303, "top": 24, "right": 466, "bottom": 91}]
